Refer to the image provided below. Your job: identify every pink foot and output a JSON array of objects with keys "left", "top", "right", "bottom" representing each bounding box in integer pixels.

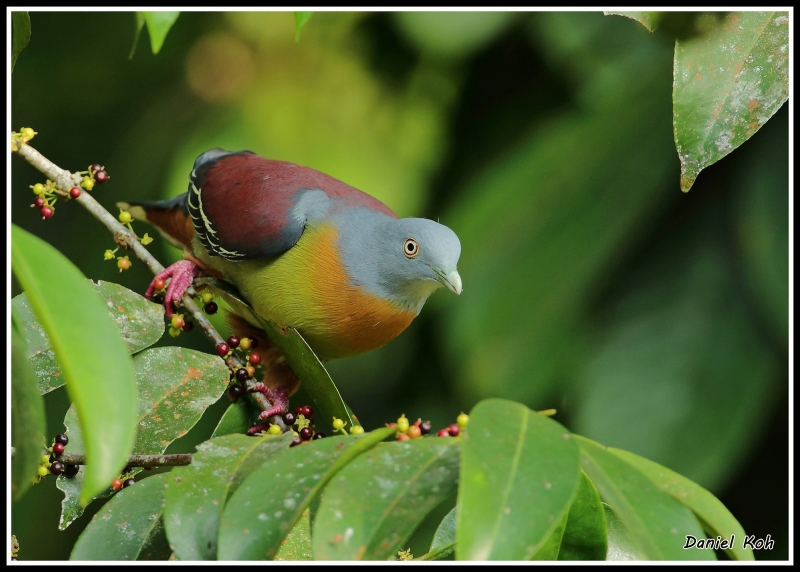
[
  {"left": 252, "top": 383, "right": 290, "bottom": 420},
  {"left": 247, "top": 422, "right": 272, "bottom": 436},
  {"left": 146, "top": 260, "right": 199, "bottom": 317}
]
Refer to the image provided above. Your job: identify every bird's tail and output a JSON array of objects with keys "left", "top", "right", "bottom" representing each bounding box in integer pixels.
[{"left": 117, "top": 194, "right": 195, "bottom": 250}]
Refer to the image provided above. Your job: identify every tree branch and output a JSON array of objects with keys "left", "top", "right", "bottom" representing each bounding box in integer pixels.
[{"left": 58, "top": 452, "right": 192, "bottom": 468}]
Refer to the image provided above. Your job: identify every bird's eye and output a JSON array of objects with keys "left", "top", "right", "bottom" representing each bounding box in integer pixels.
[{"left": 403, "top": 238, "right": 419, "bottom": 258}]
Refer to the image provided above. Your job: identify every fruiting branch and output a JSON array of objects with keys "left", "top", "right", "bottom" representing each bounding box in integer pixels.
[
  {"left": 12, "top": 136, "right": 275, "bottom": 416},
  {"left": 58, "top": 453, "right": 192, "bottom": 467}
]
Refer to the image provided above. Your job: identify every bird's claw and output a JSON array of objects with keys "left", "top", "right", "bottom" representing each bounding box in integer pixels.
[
  {"left": 146, "top": 260, "right": 199, "bottom": 318},
  {"left": 254, "top": 385, "right": 290, "bottom": 420}
]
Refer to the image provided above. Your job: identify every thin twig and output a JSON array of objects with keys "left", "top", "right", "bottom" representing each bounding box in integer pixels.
[
  {"left": 57, "top": 453, "right": 192, "bottom": 467},
  {"left": 14, "top": 141, "right": 276, "bottom": 418}
]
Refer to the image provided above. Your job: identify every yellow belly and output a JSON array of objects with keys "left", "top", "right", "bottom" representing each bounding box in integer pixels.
[{"left": 199, "top": 223, "right": 415, "bottom": 360}]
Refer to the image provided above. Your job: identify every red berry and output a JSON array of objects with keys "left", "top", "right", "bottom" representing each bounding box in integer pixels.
[
  {"left": 53, "top": 442, "right": 65, "bottom": 455},
  {"left": 55, "top": 433, "right": 69, "bottom": 446},
  {"left": 64, "top": 464, "right": 79, "bottom": 477},
  {"left": 90, "top": 163, "right": 103, "bottom": 174},
  {"left": 227, "top": 384, "right": 244, "bottom": 401},
  {"left": 295, "top": 406, "right": 304, "bottom": 416},
  {"left": 216, "top": 342, "right": 230, "bottom": 357},
  {"left": 123, "top": 478, "right": 135, "bottom": 488},
  {"left": 249, "top": 352, "right": 262, "bottom": 365},
  {"left": 407, "top": 426, "right": 422, "bottom": 439},
  {"left": 94, "top": 170, "right": 109, "bottom": 184},
  {"left": 282, "top": 412, "right": 296, "bottom": 425},
  {"left": 41, "top": 206, "right": 54, "bottom": 219},
  {"left": 313, "top": 432, "right": 325, "bottom": 439},
  {"left": 69, "top": 187, "right": 81, "bottom": 198},
  {"left": 437, "top": 429, "right": 450, "bottom": 437},
  {"left": 182, "top": 321, "right": 194, "bottom": 332},
  {"left": 235, "top": 368, "right": 249, "bottom": 381},
  {"left": 249, "top": 337, "right": 259, "bottom": 349},
  {"left": 34, "top": 197, "right": 45, "bottom": 208},
  {"left": 397, "top": 433, "right": 410, "bottom": 441},
  {"left": 153, "top": 278, "right": 166, "bottom": 291},
  {"left": 299, "top": 427, "right": 313, "bottom": 440},
  {"left": 290, "top": 435, "right": 302, "bottom": 447},
  {"left": 300, "top": 405, "right": 313, "bottom": 418},
  {"left": 227, "top": 335, "right": 240, "bottom": 348},
  {"left": 419, "top": 421, "right": 432, "bottom": 435},
  {"left": 111, "top": 478, "right": 123, "bottom": 491},
  {"left": 448, "top": 424, "right": 460, "bottom": 437},
  {"left": 50, "top": 461, "right": 64, "bottom": 475},
  {"left": 204, "top": 302, "right": 218, "bottom": 315}
]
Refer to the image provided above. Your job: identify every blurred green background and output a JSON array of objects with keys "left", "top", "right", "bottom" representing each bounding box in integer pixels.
[{"left": 11, "top": 11, "right": 788, "bottom": 560}]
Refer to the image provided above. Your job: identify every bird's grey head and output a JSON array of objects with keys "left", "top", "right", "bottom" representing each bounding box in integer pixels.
[{"left": 353, "top": 217, "right": 462, "bottom": 313}]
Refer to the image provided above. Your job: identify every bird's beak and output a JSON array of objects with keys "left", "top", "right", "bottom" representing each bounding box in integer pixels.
[{"left": 434, "top": 267, "right": 462, "bottom": 295}]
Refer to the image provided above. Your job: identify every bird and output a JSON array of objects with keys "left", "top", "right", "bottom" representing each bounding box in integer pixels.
[{"left": 121, "top": 148, "right": 462, "bottom": 420}]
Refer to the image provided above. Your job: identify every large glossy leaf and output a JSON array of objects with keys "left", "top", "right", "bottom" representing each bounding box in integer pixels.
[
  {"left": 456, "top": 399, "right": 581, "bottom": 560},
  {"left": 12, "top": 281, "right": 165, "bottom": 394},
  {"left": 141, "top": 11, "right": 179, "bottom": 54},
  {"left": 212, "top": 399, "right": 258, "bottom": 438},
  {"left": 530, "top": 511, "right": 568, "bottom": 560},
  {"left": 11, "top": 224, "right": 138, "bottom": 504},
  {"left": 428, "top": 507, "right": 456, "bottom": 560},
  {"left": 11, "top": 11, "right": 31, "bottom": 70},
  {"left": 577, "top": 436, "right": 714, "bottom": 560},
  {"left": 57, "top": 346, "right": 228, "bottom": 529},
  {"left": 558, "top": 471, "right": 607, "bottom": 560},
  {"left": 11, "top": 312, "right": 45, "bottom": 501},
  {"left": 604, "top": 11, "right": 660, "bottom": 32},
  {"left": 218, "top": 427, "right": 394, "bottom": 560},
  {"left": 313, "top": 438, "right": 460, "bottom": 560},
  {"left": 70, "top": 473, "right": 171, "bottom": 560},
  {"left": 443, "top": 36, "right": 676, "bottom": 407},
  {"left": 674, "top": 11, "right": 789, "bottom": 191},
  {"left": 275, "top": 510, "right": 313, "bottom": 561},
  {"left": 604, "top": 504, "right": 646, "bottom": 560},
  {"left": 197, "top": 278, "right": 358, "bottom": 429},
  {"left": 610, "top": 448, "right": 754, "bottom": 561},
  {"left": 572, "top": 222, "right": 780, "bottom": 492},
  {"left": 163, "top": 432, "right": 293, "bottom": 560}
]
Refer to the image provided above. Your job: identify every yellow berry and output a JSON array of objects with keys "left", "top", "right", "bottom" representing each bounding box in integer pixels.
[
  {"left": 457, "top": 413, "right": 469, "bottom": 428},
  {"left": 332, "top": 417, "right": 345, "bottom": 430},
  {"left": 21, "top": 127, "right": 35, "bottom": 140},
  {"left": 268, "top": 424, "right": 282, "bottom": 435},
  {"left": 117, "top": 257, "right": 131, "bottom": 271},
  {"left": 201, "top": 291, "right": 214, "bottom": 304},
  {"left": 81, "top": 177, "right": 95, "bottom": 190},
  {"left": 350, "top": 425, "right": 364, "bottom": 435},
  {"left": 396, "top": 414, "right": 410, "bottom": 434},
  {"left": 41, "top": 454, "right": 51, "bottom": 464},
  {"left": 246, "top": 365, "right": 256, "bottom": 378},
  {"left": 171, "top": 314, "right": 185, "bottom": 329},
  {"left": 37, "top": 466, "right": 49, "bottom": 477},
  {"left": 32, "top": 183, "right": 45, "bottom": 195},
  {"left": 104, "top": 249, "right": 115, "bottom": 260},
  {"left": 168, "top": 326, "right": 181, "bottom": 338},
  {"left": 118, "top": 211, "right": 132, "bottom": 224}
]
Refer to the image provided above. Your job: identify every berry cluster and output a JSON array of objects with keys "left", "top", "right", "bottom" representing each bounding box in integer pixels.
[
  {"left": 35, "top": 433, "right": 80, "bottom": 481},
  {"left": 284, "top": 406, "right": 329, "bottom": 446},
  {"left": 104, "top": 207, "right": 153, "bottom": 272},
  {"left": 201, "top": 291, "right": 218, "bottom": 315},
  {"left": 390, "top": 412, "right": 469, "bottom": 441},
  {"left": 27, "top": 162, "right": 110, "bottom": 222},
  {"left": 11, "top": 126, "right": 37, "bottom": 151},
  {"left": 219, "top": 334, "right": 262, "bottom": 399}
]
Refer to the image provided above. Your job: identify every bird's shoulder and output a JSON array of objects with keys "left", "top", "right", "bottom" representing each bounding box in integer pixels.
[{"left": 187, "top": 149, "right": 397, "bottom": 261}]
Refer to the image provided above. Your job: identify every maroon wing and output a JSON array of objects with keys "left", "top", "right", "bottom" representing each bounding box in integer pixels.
[{"left": 186, "top": 149, "right": 396, "bottom": 261}]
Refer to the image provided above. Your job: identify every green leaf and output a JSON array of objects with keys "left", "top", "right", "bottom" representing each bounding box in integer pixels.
[
  {"left": 429, "top": 507, "right": 457, "bottom": 558},
  {"left": 218, "top": 427, "right": 394, "bottom": 560},
  {"left": 530, "top": 510, "right": 568, "bottom": 560},
  {"left": 12, "top": 281, "right": 165, "bottom": 394},
  {"left": 576, "top": 436, "right": 714, "bottom": 560},
  {"left": 70, "top": 473, "right": 171, "bottom": 560},
  {"left": 198, "top": 278, "right": 358, "bottom": 429},
  {"left": 604, "top": 504, "right": 647, "bottom": 560},
  {"left": 313, "top": 438, "right": 460, "bottom": 560},
  {"left": 295, "top": 12, "right": 313, "bottom": 42},
  {"left": 57, "top": 346, "right": 229, "bottom": 529},
  {"left": 558, "top": 471, "right": 607, "bottom": 560},
  {"left": 163, "top": 432, "right": 293, "bottom": 560},
  {"left": 604, "top": 11, "right": 661, "bottom": 32},
  {"left": 129, "top": 12, "right": 146, "bottom": 59},
  {"left": 275, "top": 510, "right": 314, "bottom": 561},
  {"left": 11, "top": 311, "right": 46, "bottom": 501},
  {"left": 11, "top": 11, "right": 31, "bottom": 71},
  {"left": 456, "top": 398, "right": 581, "bottom": 560},
  {"left": 212, "top": 399, "right": 258, "bottom": 437},
  {"left": 674, "top": 11, "right": 789, "bottom": 191},
  {"left": 141, "top": 11, "right": 180, "bottom": 54},
  {"left": 11, "top": 224, "right": 138, "bottom": 505},
  {"left": 609, "top": 448, "right": 754, "bottom": 561}
]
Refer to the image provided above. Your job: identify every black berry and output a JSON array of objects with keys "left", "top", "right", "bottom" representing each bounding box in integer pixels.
[
  {"left": 249, "top": 337, "right": 259, "bottom": 349},
  {"left": 300, "top": 405, "right": 313, "bottom": 418},
  {"left": 64, "top": 464, "right": 79, "bottom": 477},
  {"left": 52, "top": 442, "right": 65, "bottom": 455},
  {"left": 419, "top": 420, "right": 432, "bottom": 435},
  {"left": 94, "top": 170, "right": 109, "bottom": 184},
  {"left": 55, "top": 433, "right": 69, "bottom": 446},
  {"left": 204, "top": 302, "right": 218, "bottom": 315},
  {"left": 152, "top": 294, "right": 165, "bottom": 304},
  {"left": 235, "top": 368, "right": 249, "bottom": 381},
  {"left": 282, "top": 412, "right": 296, "bottom": 426},
  {"left": 227, "top": 384, "right": 244, "bottom": 401},
  {"left": 312, "top": 432, "right": 325, "bottom": 440},
  {"left": 123, "top": 478, "right": 135, "bottom": 488},
  {"left": 90, "top": 163, "right": 103, "bottom": 174},
  {"left": 290, "top": 434, "right": 302, "bottom": 447},
  {"left": 299, "top": 427, "right": 313, "bottom": 440},
  {"left": 50, "top": 461, "right": 64, "bottom": 475},
  {"left": 227, "top": 335, "right": 240, "bottom": 348},
  {"left": 182, "top": 321, "right": 194, "bottom": 332}
]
